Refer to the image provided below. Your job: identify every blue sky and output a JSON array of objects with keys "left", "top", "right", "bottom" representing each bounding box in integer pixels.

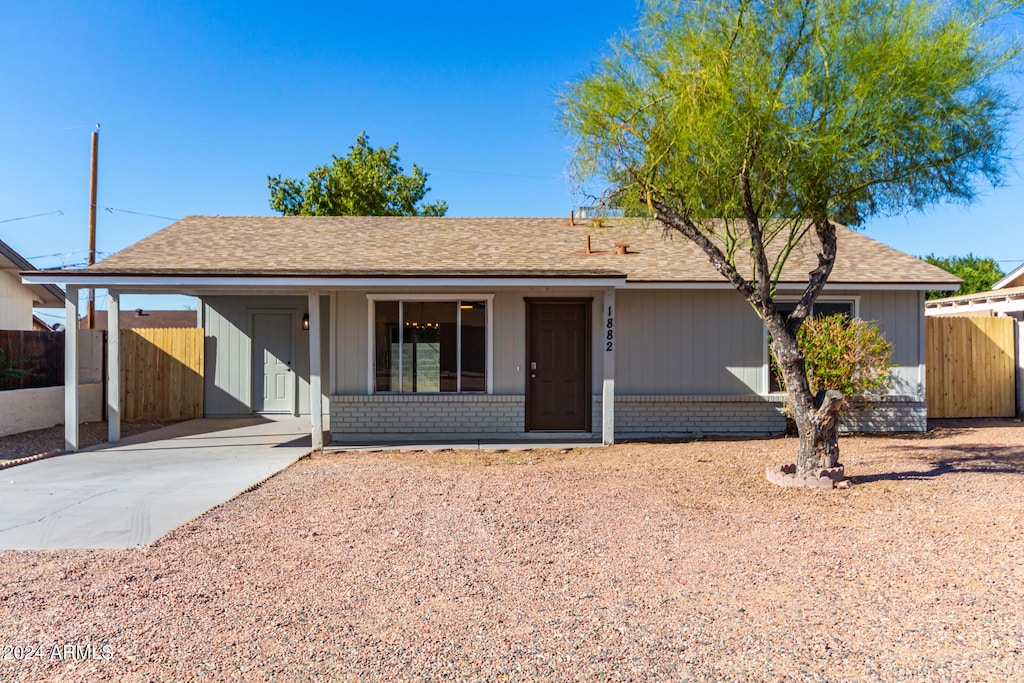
[{"left": 2, "top": 1, "right": 1022, "bottom": 322}]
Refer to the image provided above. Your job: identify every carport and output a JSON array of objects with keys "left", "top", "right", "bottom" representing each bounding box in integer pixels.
[{"left": 0, "top": 417, "right": 313, "bottom": 549}]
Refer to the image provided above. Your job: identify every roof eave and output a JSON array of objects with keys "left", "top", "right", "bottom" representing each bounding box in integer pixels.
[
  {"left": 21, "top": 271, "right": 628, "bottom": 292},
  {"left": 992, "top": 262, "right": 1024, "bottom": 290}
]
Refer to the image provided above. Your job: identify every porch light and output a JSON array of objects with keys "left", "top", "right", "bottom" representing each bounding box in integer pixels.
[{"left": 302, "top": 313, "right": 309, "bottom": 331}]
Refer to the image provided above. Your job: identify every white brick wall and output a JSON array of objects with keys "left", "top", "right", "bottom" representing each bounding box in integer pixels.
[{"left": 331, "top": 394, "right": 524, "bottom": 436}]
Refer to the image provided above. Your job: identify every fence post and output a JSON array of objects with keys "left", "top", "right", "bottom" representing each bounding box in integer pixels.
[{"left": 1017, "top": 320, "right": 1023, "bottom": 418}]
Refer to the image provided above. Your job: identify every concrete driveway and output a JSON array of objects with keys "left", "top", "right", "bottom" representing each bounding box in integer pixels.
[{"left": 0, "top": 417, "right": 313, "bottom": 550}]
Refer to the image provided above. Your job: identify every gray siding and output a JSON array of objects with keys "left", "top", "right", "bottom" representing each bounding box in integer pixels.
[
  {"left": 854, "top": 289, "right": 925, "bottom": 395},
  {"left": 202, "top": 295, "right": 329, "bottom": 416},
  {"left": 615, "top": 289, "right": 766, "bottom": 394},
  {"left": 332, "top": 291, "right": 368, "bottom": 394}
]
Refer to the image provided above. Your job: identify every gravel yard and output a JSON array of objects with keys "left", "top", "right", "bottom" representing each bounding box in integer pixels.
[
  {"left": 1, "top": 419, "right": 1022, "bottom": 681},
  {"left": 0, "top": 421, "right": 176, "bottom": 461}
]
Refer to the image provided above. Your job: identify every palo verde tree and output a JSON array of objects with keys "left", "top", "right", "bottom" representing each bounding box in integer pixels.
[
  {"left": 922, "top": 253, "right": 1005, "bottom": 299},
  {"left": 268, "top": 132, "right": 448, "bottom": 217},
  {"left": 563, "top": 0, "right": 1021, "bottom": 476}
]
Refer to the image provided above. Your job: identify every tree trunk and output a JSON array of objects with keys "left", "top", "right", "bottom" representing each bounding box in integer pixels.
[{"left": 763, "top": 312, "right": 846, "bottom": 476}]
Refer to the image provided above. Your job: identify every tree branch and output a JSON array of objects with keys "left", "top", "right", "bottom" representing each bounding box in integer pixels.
[
  {"left": 787, "top": 217, "right": 838, "bottom": 335},
  {"left": 739, "top": 143, "right": 772, "bottom": 302},
  {"left": 652, "top": 200, "right": 760, "bottom": 305}
]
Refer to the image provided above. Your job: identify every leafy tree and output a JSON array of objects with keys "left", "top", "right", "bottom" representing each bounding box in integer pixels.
[
  {"left": 563, "top": 0, "right": 1020, "bottom": 476},
  {"left": 268, "top": 132, "right": 448, "bottom": 217},
  {"left": 922, "top": 254, "right": 1005, "bottom": 299}
]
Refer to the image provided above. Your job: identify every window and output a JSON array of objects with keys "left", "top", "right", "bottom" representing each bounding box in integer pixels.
[
  {"left": 769, "top": 298, "right": 857, "bottom": 392},
  {"left": 372, "top": 299, "right": 489, "bottom": 393},
  {"left": 775, "top": 299, "right": 854, "bottom": 320}
]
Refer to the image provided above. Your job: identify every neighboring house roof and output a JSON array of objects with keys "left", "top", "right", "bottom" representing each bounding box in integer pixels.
[
  {"left": 925, "top": 284, "right": 1024, "bottom": 316},
  {"left": 0, "top": 237, "right": 65, "bottom": 307},
  {"left": 86, "top": 309, "right": 198, "bottom": 329},
  {"left": 992, "top": 261, "right": 1024, "bottom": 290},
  {"left": 25, "top": 216, "right": 959, "bottom": 290},
  {"left": 32, "top": 315, "right": 53, "bottom": 331}
]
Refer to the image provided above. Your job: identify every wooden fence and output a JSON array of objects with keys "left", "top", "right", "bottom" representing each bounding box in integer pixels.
[
  {"left": 0, "top": 330, "right": 63, "bottom": 390},
  {"left": 926, "top": 316, "right": 1017, "bottom": 418},
  {"left": 121, "top": 328, "right": 205, "bottom": 421}
]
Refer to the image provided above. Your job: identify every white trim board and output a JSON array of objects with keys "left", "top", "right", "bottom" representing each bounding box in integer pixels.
[
  {"left": 23, "top": 274, "right": 626, "bottom": 291},
  {"left": 620, "top": 282, "right": 954, "bottom": 291},
  {"left": 25, "top": 273, "right": 949, "bottom": 293}
]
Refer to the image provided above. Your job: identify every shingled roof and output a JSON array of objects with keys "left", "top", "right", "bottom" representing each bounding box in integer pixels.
[{"left": 41, "top": 215, "right": 958, "bottom": 287}]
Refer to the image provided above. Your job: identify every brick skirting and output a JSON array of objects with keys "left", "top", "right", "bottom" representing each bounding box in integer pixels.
[
  {"left": 330, "top": 394, "right": 525, "bottom": 435},
  {"left": 329, "top": 393, "right": 927, "bottom": 438}
]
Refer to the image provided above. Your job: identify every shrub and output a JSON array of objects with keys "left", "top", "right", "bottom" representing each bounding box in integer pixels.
[{"left": 773, "top": 314, "right": 894, "bottom": 401}]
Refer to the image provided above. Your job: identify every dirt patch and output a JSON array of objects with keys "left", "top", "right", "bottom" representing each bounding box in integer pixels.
[
  {"left": 1, "top": 420, "right": 1022, "bottom": 680},
  {"left": 0, "top": 421, "right": 180, "bottom": 461}
]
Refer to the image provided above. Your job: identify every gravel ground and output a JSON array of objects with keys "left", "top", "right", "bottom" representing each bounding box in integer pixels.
[
  {"left": 1, "top": 419, "right": 1022, "bottom": 682},
  {"left": 0, "top": 421, "right": 177, "bottom": 461}
]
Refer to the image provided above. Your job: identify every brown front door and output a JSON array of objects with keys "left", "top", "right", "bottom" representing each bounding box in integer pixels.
[{"left": 526, "top": 299, "right": 591, "bottom": 431}]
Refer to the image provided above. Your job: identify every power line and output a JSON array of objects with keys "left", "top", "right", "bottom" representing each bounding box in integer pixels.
[
  {"left": 28, "top": 248, "right": 90, "bottom": 261},
  {"left": 0, "top": 210, "right": 64, "bottom": 225},
  {"left": 103, "top": 207, "right": 179, "bottom": 221}
]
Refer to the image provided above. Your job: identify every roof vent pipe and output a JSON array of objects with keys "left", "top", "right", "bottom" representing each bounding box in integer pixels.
[
  {"left": 570, "top": 210, "right": 575, "bottom": 227},
  {"left": 585, "top": 234, "right": 592, "bottom": 254},
  {"left": 615, "top": 242, "right": 630, "bottom": 255}
]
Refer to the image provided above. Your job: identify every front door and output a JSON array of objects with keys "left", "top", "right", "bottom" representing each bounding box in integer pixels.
[
  {"left": 526, "top": 300, "right": 591, "bottom": 431},
  {"left": 253, "top": 312, "right": 295, "bottom": 413}
]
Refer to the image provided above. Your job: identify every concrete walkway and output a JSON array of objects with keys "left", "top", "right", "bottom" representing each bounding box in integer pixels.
[{"left": 0, "top": 417, "right": 313, "bottom": 550}]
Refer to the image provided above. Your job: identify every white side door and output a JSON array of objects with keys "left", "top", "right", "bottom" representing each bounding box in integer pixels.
[{"left": 253, "top": 312, "right": 295, "bottom": 413}]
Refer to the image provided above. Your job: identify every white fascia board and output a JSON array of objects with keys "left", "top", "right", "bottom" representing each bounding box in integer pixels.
[
  {"left": 925, "top": 300, "right": 995, "bottom": 315},
  {"left": 22, "top": 274, "right": 627, "bottom": 290},
  {"left": 620, "top": 281, "right": 955, "bottom": 291},
  {"left": 25, "top": 272, "right": 949, "bottom": 293},
  {"left": 925, "top": 292, "right": 1024, "bottom": 313},
  {"left": 993, "top": 262, "right": 1024, "bottom": 290}
]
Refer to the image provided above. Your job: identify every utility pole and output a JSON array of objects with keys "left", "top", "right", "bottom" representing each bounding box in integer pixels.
[{"left": 86, "top": 124, "right": 99, "bottom": 329}]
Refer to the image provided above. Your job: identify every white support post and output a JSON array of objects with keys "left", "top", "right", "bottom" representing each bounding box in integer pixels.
[
  {"left": 107, "top": 289, "right": 121, "bottom": 443},
  {"left": 64, "top": 286, "right": 80, "bottom": 453},
  {"left": 328, "top": 291, "right": 337, "bottom": 395},
  {"left": 308, "top": 289, "right": 324, "bottom": 450},
  {"left": 602, "top": 287, "right": 616, "bottom": 445}
]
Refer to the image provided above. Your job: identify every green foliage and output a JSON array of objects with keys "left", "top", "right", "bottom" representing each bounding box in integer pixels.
[
  {"left": 0, "top": 349, "right": 32, "bottom": 391},
  {"left": 563, "top": 0, "right": 1020, "bottom": 289},
  {"left": 774, "top": 315, "right": 894, "bottom": 399},
  {"left": 268, "top": 132, "right": 448, "bottom": 217},
  {"left": 922, "top": 253, "right": 1005, "bottom": 299}
]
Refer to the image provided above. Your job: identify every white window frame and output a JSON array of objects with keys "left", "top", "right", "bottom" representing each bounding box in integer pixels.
[
  {"left": 762, "top": 295, "right": 861, "bottom": 394},
  {"left": 366, "top": 294, "right": 495, "bottom": 395}
]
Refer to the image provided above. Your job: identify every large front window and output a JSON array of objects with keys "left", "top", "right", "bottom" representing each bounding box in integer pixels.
[{"left": 373, "top": 299, "right": 488, "bottom": 393}]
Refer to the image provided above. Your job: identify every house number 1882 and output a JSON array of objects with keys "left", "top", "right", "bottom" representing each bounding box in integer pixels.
[{"left": 606, "top": 306, "right": 614, "bottom": 352}]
